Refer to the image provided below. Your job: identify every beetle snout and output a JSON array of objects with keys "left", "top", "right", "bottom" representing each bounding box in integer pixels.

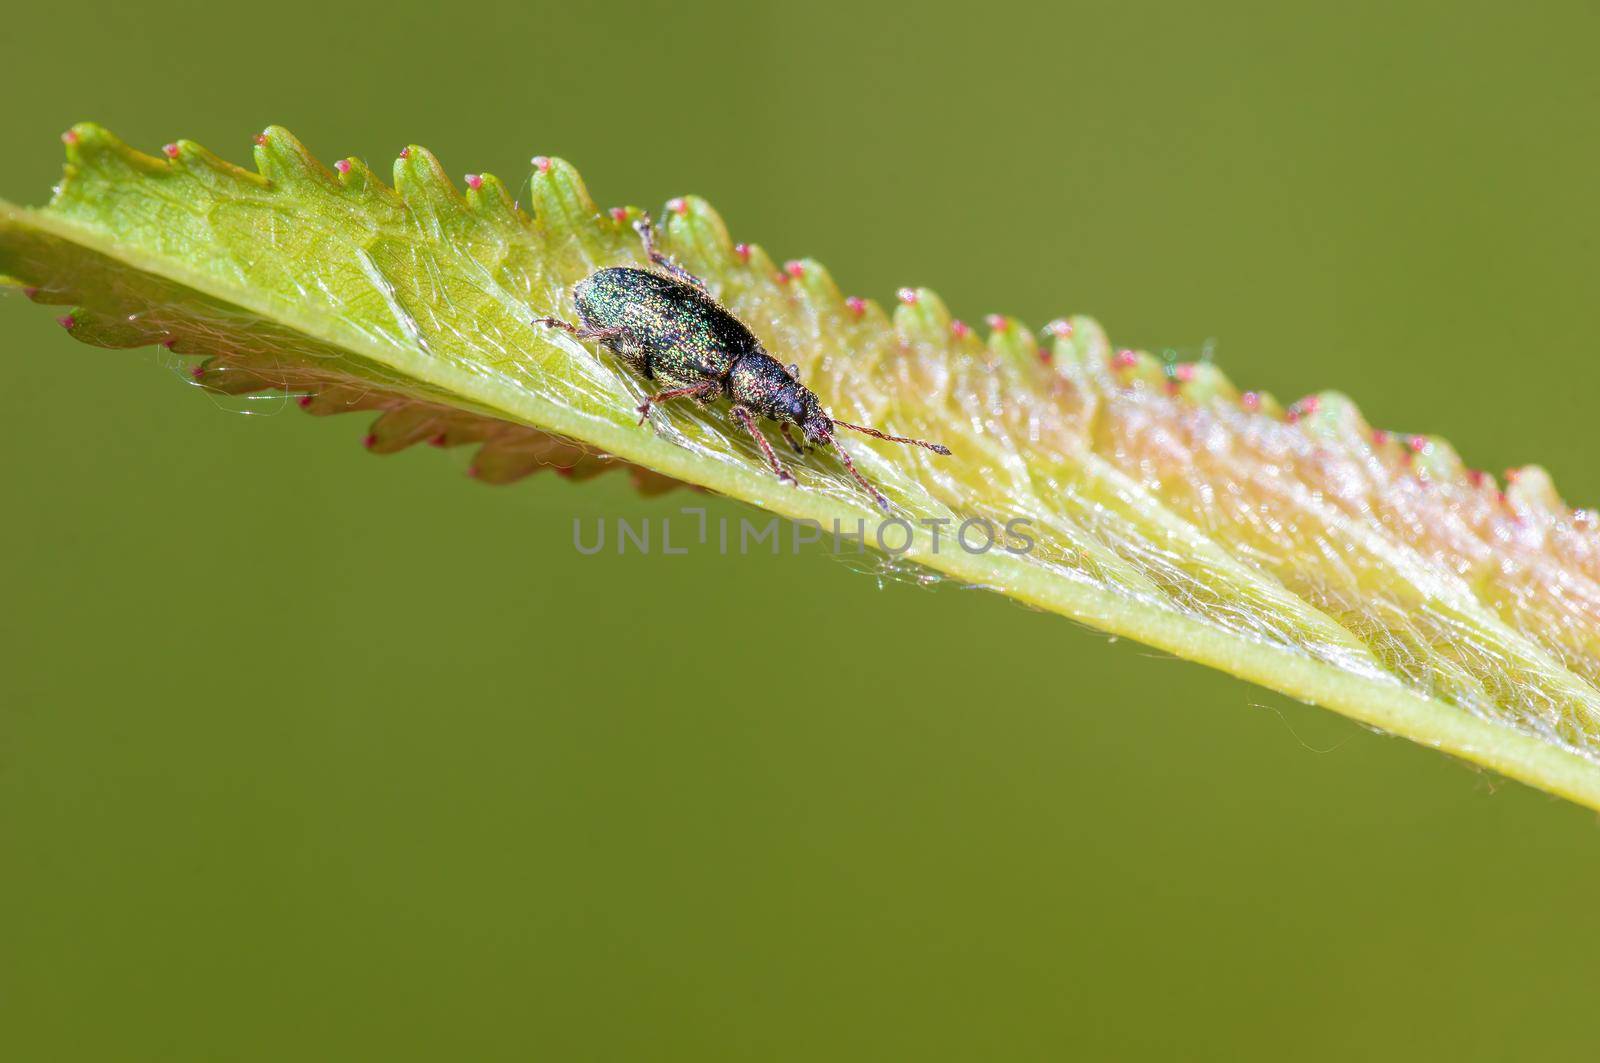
[{"left": 801, "top": 412, "right": 832, "bottom": 445}]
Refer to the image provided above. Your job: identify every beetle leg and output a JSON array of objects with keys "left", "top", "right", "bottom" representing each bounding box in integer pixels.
[
  {"left": 532, "top": 316, "right": 626, "bottom": 343},
  {"left": 826, "top": 437, "right": 893, "bottom": 514},
  {"left": 633, "top": 213, "right": 709, "bottom": 293},
  {"left": 778, "top": 422, "right": 808, "bottom": 456},
  {"left": 730, "top": 406, "right": 796, "bottom": 485},
  {"left": 636, "top": 380, "right": 717, "bottom": 426}
]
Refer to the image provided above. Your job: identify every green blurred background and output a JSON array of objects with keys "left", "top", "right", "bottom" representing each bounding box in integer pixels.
[{"left": 3, "top": 1, "right": 1599, "bottom": 1059}]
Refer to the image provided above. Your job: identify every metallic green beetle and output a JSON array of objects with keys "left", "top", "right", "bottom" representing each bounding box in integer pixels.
[{"left": 534, "top": 213, "right": 950, "bottom": 512}]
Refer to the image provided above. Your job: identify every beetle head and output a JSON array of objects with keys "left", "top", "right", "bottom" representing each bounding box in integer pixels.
[
  {"left": 797, "top": 392, "right": 833, "bottom": 446},
  {"left": 767, "top": 373, "right": 827, "bottom": 437}
]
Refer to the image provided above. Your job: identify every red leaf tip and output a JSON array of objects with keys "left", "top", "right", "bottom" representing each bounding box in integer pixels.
[
  {"left": 464, "top": 173, "right": 483, "bottom": 190},
  {"left": 162, "top": 143, "right": 180, "bottom": 159}
]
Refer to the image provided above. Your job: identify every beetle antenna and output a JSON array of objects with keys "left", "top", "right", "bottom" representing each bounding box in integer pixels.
[
  {"left": 824, "top": 434, "right": 893, "bottom": 513},
  {"left": 830, "top": 420, "right": 952, "bottom": 456}
]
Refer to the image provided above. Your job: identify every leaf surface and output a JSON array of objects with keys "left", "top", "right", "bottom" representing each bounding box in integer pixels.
[{"left": 5, "top": 124, "right": 1599, "bottom": 807}]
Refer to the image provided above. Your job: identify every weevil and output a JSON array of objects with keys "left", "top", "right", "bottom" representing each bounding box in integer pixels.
[{"left": 533, "top": 212, "right": 950, "bottom": 512}]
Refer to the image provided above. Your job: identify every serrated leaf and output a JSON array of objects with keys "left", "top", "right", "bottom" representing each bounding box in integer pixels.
[{"left": 4, "top": 123, "right": 1599, "bottom": 808}]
